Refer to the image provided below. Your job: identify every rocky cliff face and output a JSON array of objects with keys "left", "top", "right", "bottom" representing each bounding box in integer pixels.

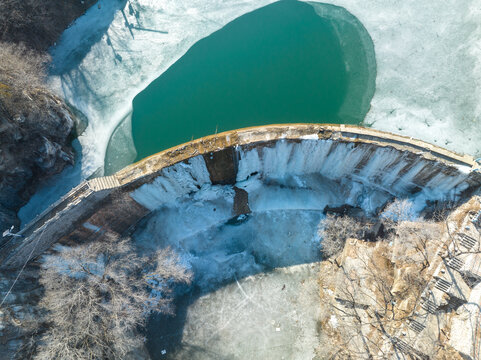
[
  {"left": 317, "top": 197, "right": 481, "bottom": 359},
  {"left": 0, "top": 0, "right": 96, "bottom": 235},
  {"left": 0, "top": 90, "right": 74, "bottom": 234}
]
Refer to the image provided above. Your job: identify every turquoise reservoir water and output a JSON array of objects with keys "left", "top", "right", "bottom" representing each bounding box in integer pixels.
[{"left": 105, "top": 0, "right": 376, "bottom": 172}]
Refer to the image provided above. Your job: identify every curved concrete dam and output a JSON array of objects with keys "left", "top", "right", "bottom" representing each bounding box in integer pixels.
[
  {"left": 3, "top": 124, "right": 481, "bottom": 358},
  {"left": 2, "top": 124, "right": 481, "bottom": 271}
]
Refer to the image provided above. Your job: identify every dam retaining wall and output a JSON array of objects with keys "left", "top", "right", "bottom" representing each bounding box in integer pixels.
[{"left": 1, "top": 124, "right": 480, "bottom": 270}]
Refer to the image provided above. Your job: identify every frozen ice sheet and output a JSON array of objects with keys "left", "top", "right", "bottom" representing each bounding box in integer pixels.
[
  {"left": 49, "top": 0, "right": 481, "bottom": 177},
  {"left": 135, "top": 208, "right": 323, "bottom": 289},
  {"left": 147, "top": 263, "right": 322, "bottom": 360}
]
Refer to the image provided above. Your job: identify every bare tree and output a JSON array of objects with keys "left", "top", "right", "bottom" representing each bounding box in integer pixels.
[
  {"left": 317, "top": 204, "right": 446, "bottom": 359},
  {"left": 34, "top": 234, "right": 192, "bottom": 360},
  {"left": 318, "top": 214, "right": 367, "bottom": 258},
  {"left": 0, "top": 0, "right": 44, "bottom": 43},
  {"left": 0, "top": 0, "right": 96, "bottom": 51},
  {"left": 389, "top": 220, "right": 443, "bottom": 272},
  {"left": 0, "top": 41, "right": 50, "bottom": 117},
  {"left": 381, "top": 198, "right": 415, "bottom": 224}
]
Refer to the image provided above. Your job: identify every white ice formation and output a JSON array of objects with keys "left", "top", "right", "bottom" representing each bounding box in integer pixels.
[{"left": 129, "top": 138, "right": 473, "bottom": 289}]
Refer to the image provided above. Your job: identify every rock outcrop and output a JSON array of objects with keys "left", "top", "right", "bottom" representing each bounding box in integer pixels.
[
  {"left": 0, "top": 0, "right": 95, "bottom": 235},
  {"left": 317, "top": 196, "right": 481, "bottom": 359},
  {"left": 0, "top": 90, "right": 74, "bottom": 234}
]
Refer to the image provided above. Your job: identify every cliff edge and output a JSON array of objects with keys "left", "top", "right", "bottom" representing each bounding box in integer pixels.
[{"left": 0, "top": 1, "right": 98, "bottom": 233}]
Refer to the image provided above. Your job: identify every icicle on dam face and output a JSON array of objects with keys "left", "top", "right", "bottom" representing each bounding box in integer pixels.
[{"left": 2, "top": 124, "right": 481, "bottom": 271}]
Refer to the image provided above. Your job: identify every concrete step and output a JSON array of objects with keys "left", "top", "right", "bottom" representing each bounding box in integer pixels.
[
  {"left": 408, "top": 319, "right": 426, "bottom": 334},
  {"left": 458, "top": 233, "right": 478, "bottom": 250},
  {"left": 392, "top": 337, "right": 412, "bottom": 353},
  {"left": 392, "top": 337, "right": 428, "bottom": 359},
  {"left": 434, "top": 278, "right": 452, "bottom": 293},
  {"left": 421, "top": 299, "right": 437, "bottom": 314},
  {"left": 447, "top": 257, "right": 464, "bottom": 271},
  {"left": 88, "top": 176, "right": 121, "bottom": 191}
]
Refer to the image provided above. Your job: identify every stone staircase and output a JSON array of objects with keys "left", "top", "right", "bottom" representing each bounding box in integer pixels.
[
  {"left": 434, "top": 277, "right": 452, "bottom": 293},
  {"left": 408, "top": 319, "right": 426, "bottom": 334},
  {"left": 389, "top": 212, "right": 481, "bottom": 358},
  {"left": 88, "top": 176, "right": 121, "bottom": 191},
  {"left": 458, "top": 233, "right": 478, "bottom": 250},
  {"left": 420, "top": 299, "right": 438, "bottom": 314},
  {"left": 447, "top": 257, "right": 464, "bottom": 271}
]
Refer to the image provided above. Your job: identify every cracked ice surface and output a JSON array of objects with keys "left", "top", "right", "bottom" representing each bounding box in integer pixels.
[
  {"left": 332, "top": 0, "right": 481, "bottom": 154},
  {"left": 149, "top": 264, "right": 321, "bottom": 360},
  {"left": 134, "top": 207, "right": 323, "bottom": 290},
  {"left": 133, "top": 187, "right": 325, "bottom": 358}
]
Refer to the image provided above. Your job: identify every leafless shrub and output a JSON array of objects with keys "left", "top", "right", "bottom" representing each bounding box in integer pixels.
[
  {"left": 35, "top": 234, "right": 192, "bottom": 360},
  {"left": 391, "top": 220, "right": 442, "bottom": 269},
  {"left": 0, "top": 42, "right": 48, "bottom": 89},
  {"left": 0, "top": 0, "right": 44, "bottom": 44},
  {"left": 318, "top": 215, "right": 366, "bottom": 258},
  {"left": 0, "top": 42, "right": 50, "bottom": 117},
  {"left": 381, "top": 198, "right": 415, "bottom": 227}
]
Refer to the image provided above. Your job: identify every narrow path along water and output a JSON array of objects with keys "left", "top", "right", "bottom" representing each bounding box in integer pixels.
[{"left": 105, "top": 1, "right": 376, "bottom": 172}]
